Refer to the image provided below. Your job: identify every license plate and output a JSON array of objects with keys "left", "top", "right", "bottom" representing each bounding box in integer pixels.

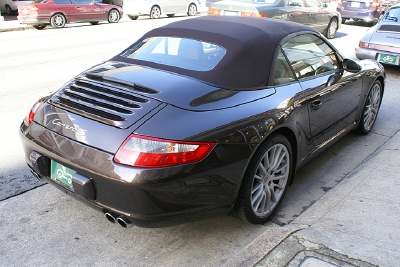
[
  {"left": 378, "top": 54, "right": 399, "bottom": 65},
  {"left": 223, "top": 11, "right": 238, "bottom": 16},
  {"left": 350, "top": 1, "right": 360, "bottom": 7},
  {"left": 51, "top": 160, "right": 76, "bottom": 189}
]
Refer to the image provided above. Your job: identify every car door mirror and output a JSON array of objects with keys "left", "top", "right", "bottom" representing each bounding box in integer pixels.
[
  {"left": 322, "top": 3, "right": 328, "bottom": 8},
  {"left": 343, "top": 59, "right": 361, "bottom": 73}
]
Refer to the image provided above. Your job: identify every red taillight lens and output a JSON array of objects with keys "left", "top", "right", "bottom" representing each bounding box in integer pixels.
[
  {"left": 371, "top": 0, "right": 379, "bottom": 8},
  {"left": 114, "top": 134, "right": 216, "bottom": 168},
  {"left": 359, "top": 41, "right": 369, "bottom": 48},
  {"left": 25, "top": 99, "right": 43, "bottom": 125},
  {"left": 208, "top": 8, "right": 221, "bottom": 15},
  {"left": 239, "top": 11, "right": 265, "bottom": 17}
]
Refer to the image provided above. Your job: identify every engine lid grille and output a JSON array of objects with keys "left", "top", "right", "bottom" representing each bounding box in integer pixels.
[{"left": 49, "top": 74, "right": 161, "bottom": 129}]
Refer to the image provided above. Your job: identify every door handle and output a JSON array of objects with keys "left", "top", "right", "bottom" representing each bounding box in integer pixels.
[{"left": 311, "top": 99, "right": 322, "bottom": 110}]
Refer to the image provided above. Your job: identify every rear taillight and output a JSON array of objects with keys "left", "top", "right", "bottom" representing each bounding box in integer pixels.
[
  {"left": 371, "top": 0, "right": 379, "bottom": 8},
  {"left": 208, "top": 7, "right": 221, "bottom": 15},
  {"left": 359, "top": 41, "right": 369, "bottom": 48},
  {"left": 32, "top": 7, "right": 39, "bottom": 11},
  {"left": 239, "top": 11, "right": 265, "bottom": 17},
  {"left": 114, "top": 134, "right": 216, "bottom": 168},
  {"left": 337, "top": 0, "right": 342, "bottom": 6},
  {"left": 25, "top": 99, "right": 43, "bottom": 125}
]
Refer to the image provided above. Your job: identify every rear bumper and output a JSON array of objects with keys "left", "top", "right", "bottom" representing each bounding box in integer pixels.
[
  {"left": 337, "top": 7, "right": 379, "bottom": 21},
  {"left": 20, "top": 120, "right": 247, "bottom": 227},
  {"left": 355, "top": 47, "right": 400, "bottom": 65},
  {"left": 17, "top": 15, "right": 49, "bottom": 25}
]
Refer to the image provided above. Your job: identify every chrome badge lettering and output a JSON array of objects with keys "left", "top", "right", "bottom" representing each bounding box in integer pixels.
[{"left": 52, "top": 119, "right": 87, "bottom": 136}]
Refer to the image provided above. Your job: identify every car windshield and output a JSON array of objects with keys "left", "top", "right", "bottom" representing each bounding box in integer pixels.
[
  {"left": 121, "top": 37, "right": 227, "bottom": 72},
  {"left": 33, "top": 0, "right": 48, "bottom": 3},
  {"left": 383, "top": 7, "right": 400, "bottom": 22}
]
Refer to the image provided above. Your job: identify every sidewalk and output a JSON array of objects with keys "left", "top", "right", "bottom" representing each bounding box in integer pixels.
[{"left": 226, "top": 131, "right": 400, "bottom": 267}]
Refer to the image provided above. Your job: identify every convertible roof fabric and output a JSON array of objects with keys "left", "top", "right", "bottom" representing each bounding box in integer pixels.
[{"left": 113, "top": 16, "right": 317, "bottom": 89}]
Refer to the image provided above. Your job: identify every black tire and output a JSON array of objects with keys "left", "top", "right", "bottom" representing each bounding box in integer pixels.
[
  {"left": 33, "top": 24, "right": 46, "bottom": 30},
  {"left": 150, "top": 6, "right": 161, "bottom": 19},
  {"left": 5, "top": 5, "right": 13, "bottom": 15},
  {"left": 90, "top": 21, "right": 99, "bottom": 25},
  {"left": 128, "top": 15, "right": 139, "bottom": 20},
  {"left": 187, "top": 3, "right": 197, "bottom": 16},
  {"left": 108, "top": 9, "right": 120, "bottom": 23},
  {"left": 50, "top": 13, "right": 66, "bottom": 28},
  {"left": 166, "top": 14, "right": 175, "bottom": 18},
  {"left": 325, "top": 17, "right": 338, "bottom": 39},
  {"left": 356, "top": 80, "right": 382, "bottom": 134},
  {"left": 232, "top": 134, "right": 293, "bottom": 224},
  {"left": 342, "top": 18, "right": 347, "bottom": 24}
]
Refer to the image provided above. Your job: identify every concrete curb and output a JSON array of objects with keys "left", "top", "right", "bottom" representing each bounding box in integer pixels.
[{"left": 222, "top": 223, "right": 299, "bottom": 267}]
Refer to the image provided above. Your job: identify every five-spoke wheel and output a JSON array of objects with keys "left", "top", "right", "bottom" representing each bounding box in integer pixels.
[
  {"left": 232, "top": 134, "right": 292, "bottom": 224},
  {"left": 357, "top": 80, "right": 382, "bottom": 134},
  {"left": 108, "top": 9, "right": 120, "bottom": 23},
  {"left": 187, "top": 3, "right": 197, "bottom": 16},
  {"left": 51, "top": 13, "right": 66, "bottom": 28},
  {"left": 150, "top": 6, "right": 161, "bottom": 19},
  {"left": 325, "top": 18, "right": 338, "bottom": 39}
]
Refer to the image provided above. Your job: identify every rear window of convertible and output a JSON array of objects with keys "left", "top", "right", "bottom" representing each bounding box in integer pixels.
[{"left": 121, "top": 37, "right": 227, "bottom": 71}]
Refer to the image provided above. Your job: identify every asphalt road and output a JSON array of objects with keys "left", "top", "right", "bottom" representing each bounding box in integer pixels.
[{"left": 0, "top": 16, "right": 399, "bottom": 266}]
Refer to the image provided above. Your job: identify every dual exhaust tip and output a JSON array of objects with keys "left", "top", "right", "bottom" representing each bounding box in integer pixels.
[{"left": 104, "top": 212, "right": 133, "bottom": 228}]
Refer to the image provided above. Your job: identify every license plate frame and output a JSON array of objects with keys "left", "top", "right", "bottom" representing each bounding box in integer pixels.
[
  {"left": 377, "top": 53, "right": 399, "bottom": 65},
  {"left": 50, "top": 160, "right": 76, "bottom": 189}
]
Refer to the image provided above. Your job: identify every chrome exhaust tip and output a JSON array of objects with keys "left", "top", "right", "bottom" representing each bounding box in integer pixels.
[
  {"left": 104, "top": 212, "right": 118, "bottom": 224},
  {"left": 116, "top": 217, "right": 134, "bottom": 228}
]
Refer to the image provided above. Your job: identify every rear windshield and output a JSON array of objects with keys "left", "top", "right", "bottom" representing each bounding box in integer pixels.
[
  {"left": 121, "top": 37, "right": 226, "bottom": 72},
  {"left": 383, "top": 7, "right": 400, "bottom": 22}
]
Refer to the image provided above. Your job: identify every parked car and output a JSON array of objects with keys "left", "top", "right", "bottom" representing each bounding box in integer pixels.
[
  {"left": 208, "top": 0, "right": 341, "bottom": 39},
  {"left": 356, "top": 3, "right": 400, "bottom": 65},
  {"left": 337, "top": 0, "right": 390, "bottom": 24},
  {"left": 123, "top": 0, "right": 201, "bottom": 20},
  {"left": 0, "top": 0, "right": 32, "bottom": 15},
  {"left": 17, "top": 0, "right": 123, "bottom": 29},
  {"left": 20, "top": 16, "right": 385, "bottom": 228}
]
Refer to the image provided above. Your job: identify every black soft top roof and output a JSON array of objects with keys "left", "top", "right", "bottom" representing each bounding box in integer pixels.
[{"left": 113, "top": 16, "right": 317, "bottom": 89}]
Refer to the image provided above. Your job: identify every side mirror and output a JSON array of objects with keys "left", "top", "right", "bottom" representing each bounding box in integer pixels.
[{"left": 343, "top": 59, "right": 361, "bottom": 73}]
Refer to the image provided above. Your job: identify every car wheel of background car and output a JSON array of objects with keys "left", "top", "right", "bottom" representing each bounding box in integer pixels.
[
  {"left": 167, "top": 14, "right": 175, "bottom": 17},
  {"left": 32, "top": 24, "right": 46, "bottom": 30},
  {"left": 231, "top": 134, "right": 293, "bottom": 224},
  {"left": 150, "top": 6, "right": 161, "bottom": 19},
  {"left": 50, "top": 13, "right": 66, "bottom": 28},
  {"left": 187, "top": 3, "right": 197, "bottom": 16},
  {"left": 90, "top": 21, "right": 99, "bottom": 25},
  {"left": 356, "top": 80, "right": 382, "bottom": 134},
  {"left": 5, "top": 5, "right": 13, "bottom": 15},
  {"left": 108, "top": 9, "right": 120, "bottom": 23},
  {"left": 127, "top": 15, "right": 139, "bottom": 20},
  {"left": 342, "top": 18, "right": 347, "bottom": 24},
  {"left": 325, "top": 17, "right": 338, "bottom": 39}
]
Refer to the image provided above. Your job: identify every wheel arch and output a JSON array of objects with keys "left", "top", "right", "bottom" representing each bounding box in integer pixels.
[{"left": 150, "top": 4, "right": 162, "bottom": 14}]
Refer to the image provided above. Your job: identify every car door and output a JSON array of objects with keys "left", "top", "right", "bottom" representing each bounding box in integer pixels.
[
  {"left": 304, "top": 0, "right": 330, "bottom": 32},
  {"left": 281, "top": 33, "right": 363, "bottom": 147},
  {"left": 285, "top": 0, "right": 311, "bottom": 26},
  {"left": 52, "top": 0, "right": 77, "bottom": 21},
  {"left": 72, "top": 0, "right": 97, "bottom": 21}
]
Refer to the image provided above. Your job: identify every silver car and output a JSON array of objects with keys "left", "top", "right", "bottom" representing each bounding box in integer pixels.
[
  {"left": 123, "top": 0, "right": 202, "bottom": 20},
  {"left": 356, "top": 3, "right": 400, "bottom": 66}
]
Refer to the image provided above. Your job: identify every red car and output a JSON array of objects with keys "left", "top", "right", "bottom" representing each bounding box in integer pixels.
[{"left": 17, "top": 0, "right": 123, "bottom": 29}]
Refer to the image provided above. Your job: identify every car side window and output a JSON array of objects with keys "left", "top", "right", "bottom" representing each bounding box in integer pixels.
[
  {"left": 287, "top": 0, "right": 303, "bottom": 7},
  {"left": 73, "top": 0, "right": 92, "bottom": 4},
  {"left": 54, "top": 0, "right": 73, "bottom": 3},
  {"left": 281, "top": 34, "right": 339, "bottom": 80},
  {"left": 273, "top": 49, "right": 296, "bottom": 86}
]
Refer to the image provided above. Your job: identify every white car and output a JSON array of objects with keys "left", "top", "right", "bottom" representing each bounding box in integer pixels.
[
  {"left": 0, "top": 0, "right": 32, "bottom": 15},
  {"left": 123, "top": 0, "right": 203, "bottom": 20}
]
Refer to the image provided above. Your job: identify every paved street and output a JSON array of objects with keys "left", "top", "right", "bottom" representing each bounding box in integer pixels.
[{"left": 0, "top": 13, "right": 400, "bottom": 267}]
